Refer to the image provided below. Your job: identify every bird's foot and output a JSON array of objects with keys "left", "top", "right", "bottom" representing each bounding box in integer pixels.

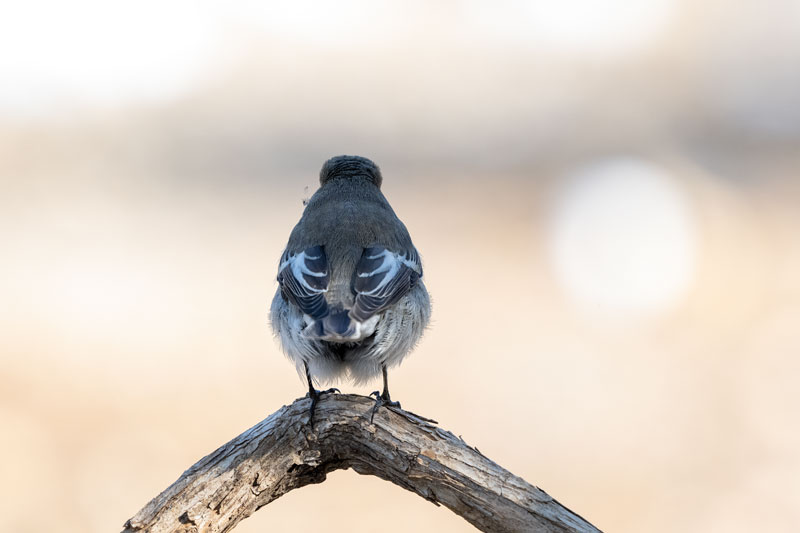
[
  {"left": 306, "top": 387, "right": 340, "bottom": 427},
  {"left": 369, "top": 390, "right": 401, "bottom": 423}
]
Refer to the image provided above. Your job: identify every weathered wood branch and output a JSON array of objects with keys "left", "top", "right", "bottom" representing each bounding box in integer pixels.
[{"left": 122, "top": 394, "right": 601, "bottom": 533}]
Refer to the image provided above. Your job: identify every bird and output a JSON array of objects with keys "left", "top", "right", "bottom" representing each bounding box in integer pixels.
[{"left": 270, "top": 155, "right": 431, "bottom": 424}]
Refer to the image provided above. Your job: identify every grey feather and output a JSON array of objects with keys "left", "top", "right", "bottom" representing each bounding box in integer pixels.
[
  {"left": 351, "top": 246, "right": 422, "bottom": 322},
  {"left": 277, "top": 245, "right": 329, "bottom": 319}
]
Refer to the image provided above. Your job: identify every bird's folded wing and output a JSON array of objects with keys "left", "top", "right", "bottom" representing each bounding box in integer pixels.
[
  {"left": 277, "top": 245, "right": 329, "bottom": 319},
  {"left": 351, "top": 245, "right": 422, "bottom": 322}
]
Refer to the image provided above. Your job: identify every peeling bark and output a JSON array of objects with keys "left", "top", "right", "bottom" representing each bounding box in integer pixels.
[{"left": 122, "top": 394, "right": 601, "bottom": 533}]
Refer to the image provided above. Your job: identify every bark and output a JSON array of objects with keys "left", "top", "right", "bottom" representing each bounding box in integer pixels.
[{"left": 122, "top": 394, "right": 601, "bottom": 533}]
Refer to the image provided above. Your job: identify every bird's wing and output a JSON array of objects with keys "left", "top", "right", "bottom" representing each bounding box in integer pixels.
[
  {"left": 351, "top": 245, "right": 422, "bottom": 322},
  {"left": 277, "top": 245, "right": 329, "bottom": 319}
]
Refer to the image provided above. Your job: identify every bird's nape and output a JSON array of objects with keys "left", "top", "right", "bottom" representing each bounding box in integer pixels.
[{"left": 319, "top": 155, "right": 383, "bottom": 188}]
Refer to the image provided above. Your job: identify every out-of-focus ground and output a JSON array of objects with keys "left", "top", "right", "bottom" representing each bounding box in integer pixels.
[{"left": 2, "top": 1, "right": 800, "bottom": 532}]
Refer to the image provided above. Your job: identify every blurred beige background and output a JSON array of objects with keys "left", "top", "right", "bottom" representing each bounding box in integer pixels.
[{"left": 2, "top": 1, "right": 800, "bottom": 532}]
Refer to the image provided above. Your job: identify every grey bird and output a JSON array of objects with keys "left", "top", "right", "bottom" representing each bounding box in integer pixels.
[{"left": 270, "top": 155, "right": 431, "bottom": 423}]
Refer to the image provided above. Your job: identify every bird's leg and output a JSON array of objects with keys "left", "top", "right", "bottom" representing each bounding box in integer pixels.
[
  {"left": 304, "top": 362, "right": 339, "bottom": 427},
  {"left": 369, "top": 365, "right": 401, "bottom": 422},
  {"left": 380, "top": 364, "right": 392, "bottom": 402}
]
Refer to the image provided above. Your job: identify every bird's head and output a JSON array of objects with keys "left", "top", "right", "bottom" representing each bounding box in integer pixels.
[{"left": 319, "top": 155, "right": 382, "bottom": 189}]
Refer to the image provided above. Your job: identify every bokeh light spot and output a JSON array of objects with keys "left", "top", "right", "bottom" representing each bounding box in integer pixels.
[{"left": 548, "top": 158, "right": 697, "bottom": 317}]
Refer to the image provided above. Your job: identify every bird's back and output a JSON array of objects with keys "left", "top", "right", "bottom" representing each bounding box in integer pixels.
[{"left": 286, "top": 178, "right": 414, "bottom": 308}]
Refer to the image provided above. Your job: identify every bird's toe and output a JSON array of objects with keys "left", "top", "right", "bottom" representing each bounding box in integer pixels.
[{"left": 369, "top": 392, "right": 401, "bottom": 423}]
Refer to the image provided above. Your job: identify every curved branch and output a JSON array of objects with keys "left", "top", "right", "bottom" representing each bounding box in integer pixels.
[{"left": 122, "top": 394, "right": 601, "bottom": 533}]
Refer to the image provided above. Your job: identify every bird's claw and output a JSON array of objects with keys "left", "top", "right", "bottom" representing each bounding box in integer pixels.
[
  {"left": 306, "top": 388, "right": 341, "bottom": 427},
  {"left": 369, "top": 391, "right": 401, "bottom": 423},
  {"left": 306, "top": 387, "right": 340, "bottom": 401}
]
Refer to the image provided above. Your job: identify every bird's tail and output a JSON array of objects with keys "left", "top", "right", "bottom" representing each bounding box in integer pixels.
[{"left": 302, "top": 308, "right": 379, "bottom": 342}]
